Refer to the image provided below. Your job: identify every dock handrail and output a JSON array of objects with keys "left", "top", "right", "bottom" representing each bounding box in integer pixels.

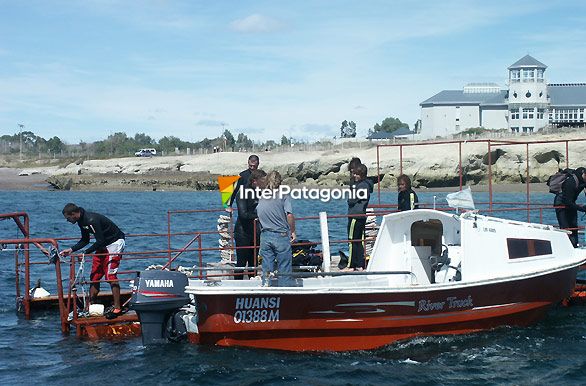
[{"left": 0, "top": 237, "right": 64, "bottom": 328}]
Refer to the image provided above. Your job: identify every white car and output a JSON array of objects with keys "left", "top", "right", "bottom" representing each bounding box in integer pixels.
[{"left": 135, "top": 148, "right": 157, "bottom": 157}]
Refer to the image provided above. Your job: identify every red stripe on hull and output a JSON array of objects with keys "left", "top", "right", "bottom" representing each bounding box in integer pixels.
[{"left": 191, "top": 302, "right": 551, "bottom": 351}]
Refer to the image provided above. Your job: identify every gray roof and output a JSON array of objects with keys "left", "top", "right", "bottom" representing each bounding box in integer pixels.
[
  {"left": 508, "top": 55, "right": 547, "bottom": 70},
  {"left": 391, "top": 127, "right": 416, "bottom": 136},
  {"left": 420, "top": 90, "right": 507, "bottom": 107},
  {"left": 367, "top": 131, "right": 394, "bottom": 139},
  {"left": 549, "top": 84, "right": 586, "bottom": 106},
  {"left": 367, "top": 127, "right": 415, "bottom": 139}
]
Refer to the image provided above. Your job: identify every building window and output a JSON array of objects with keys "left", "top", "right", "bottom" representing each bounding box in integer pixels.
[
  {"left": 510, "top": 70, "right": 520, "bottom": 83},
  {"left": 511, "top": 127, "right": 519, "bottom": 133},
  {"left": 536, "top": 69, "right": 544, "bottom": 83},
  {"left": 511, "top": 108, "right": 519, "bottom": 119},
  {"left": 522, "top": 108, "right": 534, "bottom": 119},
  {"left": 522, "top": 126, "right": 534, "bottom": 133},
  {"left": 522, "top": 69, "right": 534, "bottom": 82},
  {"left": 507, "top": 238, "right": 552, "bottom": 259},
  {"left": 537, "top": 109, "right": 545, "bottom": 119}
]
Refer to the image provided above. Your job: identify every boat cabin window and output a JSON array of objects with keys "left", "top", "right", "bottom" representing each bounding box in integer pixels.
[
  {"left": 507, "top": 238, "right": 552, "bottom": 259},
  {"left": 411, "top": 219, "right": 443, "bottom": 255}
]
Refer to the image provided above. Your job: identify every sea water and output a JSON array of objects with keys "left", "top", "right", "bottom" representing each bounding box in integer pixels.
[{"left": 1, "top": 190, "right": 585, "bottom": 385}]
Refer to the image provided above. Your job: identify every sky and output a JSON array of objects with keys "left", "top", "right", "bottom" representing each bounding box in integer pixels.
[{"left": 1, "top": 0, "right": 585, "bottom": 144}]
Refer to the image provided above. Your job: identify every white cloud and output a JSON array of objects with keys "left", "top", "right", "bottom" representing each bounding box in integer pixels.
[
  {"left": 230, "top": 14, "right": 282, "bottom": 33},
  {"left": 2, "top": 0, "right": 582, "bottom": 144},
  {"left": 291, "top": 123, "right": 337, "bottom": 139},
  {"left": 196, "top": 119, "right": 227, "bottom": 127},
  {"left": 237, "top": 127, "right": 265, "bottom": 135}
]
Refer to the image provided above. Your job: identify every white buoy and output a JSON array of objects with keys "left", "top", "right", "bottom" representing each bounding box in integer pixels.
[
  {"left": 89, "top": 304, "right": 105, "bottom": 316},
  {"left": 30, "top": 286, "right": 50, "bottom": 298}
]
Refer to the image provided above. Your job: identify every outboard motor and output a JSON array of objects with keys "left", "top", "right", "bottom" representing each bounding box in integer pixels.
[{"left": 130, "top": 270, "right": 190, "bottom": 345}]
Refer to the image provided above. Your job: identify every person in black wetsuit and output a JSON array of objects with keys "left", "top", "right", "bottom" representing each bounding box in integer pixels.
[
  {"left": 229, "top": 154, "right": 260, "bottom": 208},
  {"left": 348, "top": 157, "right": 362, "bottom": 177},
  {"left": 60, "top": 203, "right": 126, "bottom": 319},
  {"left": 397, "top": 174, "right": 419, "bottom": 211},
  {"left": 234, "top": 169, "right": 266, "bottom": 279},
  {"left": 342, "top": 164, "right": 373, "bottom": 270},
  {"left": 554, "top": 167, "right": 586, "bottom": 247}
]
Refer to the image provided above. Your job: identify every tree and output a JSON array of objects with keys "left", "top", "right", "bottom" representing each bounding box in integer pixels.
[
  {"left": 134, "top": 133, "right": 155, "bottom": 147},
  {"left": 159, "top": 136, "right": 185, "bottom": 152},
  {"left": 280, "top": 135, "right": 291, "bottom": 146},
  {"left": 349, "top": 121, "right": 356, "bottom": 137},
  {"left": 223, "top": 130, "right": 235, "bottom": 151},
  {"left": 86, "top": 131, "right": 156, "bottom": 156},
  {"left": 263, "top": 140, "right": 277, "bottom": 150},
  {"left": 236, "top": 133, "right": 253, "bottom": 150},
  {"left": 340, "top": 120, "right": 357, "bottom": 138},
  {"left": 340, "top": 120, "right": 348, "bottom": 137},
  {"left": 46, "top": 136, "right": 65, "bottom": 155},
  {"left": 199, "top": 137, "right": 212, "bottom": 151},
  {"left": 373, "top": 116, "right": 408, "bottom": 133},
  {"left": 21, "top": 131, "right": 37, "bottom": 146}
]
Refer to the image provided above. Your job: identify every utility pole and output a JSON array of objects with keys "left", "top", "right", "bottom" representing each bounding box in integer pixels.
[
  {"left": 18, "top": 124, "right": 24, "bottom": 160},
  {"left": 220, "top": 122, "right": 227, "bottom": 151}
]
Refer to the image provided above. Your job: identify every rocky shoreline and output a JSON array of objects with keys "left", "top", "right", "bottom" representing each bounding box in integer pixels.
[
  {"left": 45, "top": 171, "right": 218, "bottom": 191},
  {"left": 2, "top": 133, "right": 584, "bottom": 192}
]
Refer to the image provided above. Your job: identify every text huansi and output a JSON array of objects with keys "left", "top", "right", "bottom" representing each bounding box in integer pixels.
[{"left": 234, "top": 297, "right": 280, "bottom": 324}]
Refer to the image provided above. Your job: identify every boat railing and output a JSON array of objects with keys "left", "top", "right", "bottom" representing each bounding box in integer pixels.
[
  {"left": 374, "top": 137, "right": 586, "bottom": 237},
  {"left": 279, "top": 269, "right": 417, "bottom": 282},
  {"left": 0, "top": 236, "right": 64, "bottom": 323}
]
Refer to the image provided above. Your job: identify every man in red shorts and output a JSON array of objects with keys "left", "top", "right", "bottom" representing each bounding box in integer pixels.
[{"left": 60, "top": 203, "right": 126, "bottom": 319}]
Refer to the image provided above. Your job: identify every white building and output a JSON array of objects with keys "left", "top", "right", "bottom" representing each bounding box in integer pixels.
[{"left": 419, "top": 55, "right": 586, "bottom": 138}]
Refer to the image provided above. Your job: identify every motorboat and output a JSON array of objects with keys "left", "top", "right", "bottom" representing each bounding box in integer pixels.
[{"left": 130, "top": 209, "right": 586, "bottom": 351}]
